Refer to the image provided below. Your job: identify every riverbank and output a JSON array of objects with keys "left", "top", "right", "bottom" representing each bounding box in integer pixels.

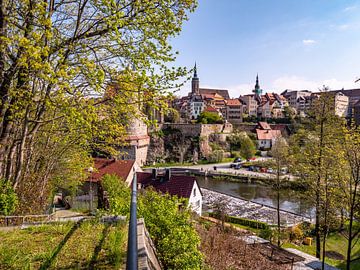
[{"left": 201, "top": 188, "right": 311, "bottom": 227}]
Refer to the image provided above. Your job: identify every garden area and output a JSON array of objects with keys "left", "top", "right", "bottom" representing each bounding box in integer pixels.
[{"left": 0, "top": 219, "right": 127, "bottom": 270}]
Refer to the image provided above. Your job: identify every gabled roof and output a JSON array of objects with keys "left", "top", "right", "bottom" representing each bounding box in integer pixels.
[
  {"left": 256, "top": 129, "right": 282, "bottom": 140},
  {"left": 89, "top": 158, "right": 135, "bottom": 182},
  {"left": 204, "top": 106, "right": 219, "bottom": 113},
  {"left": 225, "top": 99, "right": 242, "bottom": 106},
  {"left": 199, "top": 88, "right": 230, "bottom": 99},
  {"left": 258, "top": 122, "right": 271, "bottom": 130},
  {"left": 137, "top": 172, "right": 199, "bottom": 199}
]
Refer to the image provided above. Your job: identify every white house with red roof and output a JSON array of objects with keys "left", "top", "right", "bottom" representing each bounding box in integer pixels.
[
  {"left": 256, "top": 122, "right": 282, "bottom": 150},
  {"left": 78, "top": 158, "right": 141, "bottom": 209},
  {"left": 137, "top": 169, "right": 202, "bottom": 215}
]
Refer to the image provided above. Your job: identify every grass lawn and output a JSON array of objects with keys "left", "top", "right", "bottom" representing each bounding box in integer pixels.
[
  {"left": 282, "top": 232, "right": 360, "bottom": 270},
  {"left": 0, "top": 219, "right": 127, "bottom": 270},
  {"left": 229, "top": 222, "right": 262, "bottom": 235}
]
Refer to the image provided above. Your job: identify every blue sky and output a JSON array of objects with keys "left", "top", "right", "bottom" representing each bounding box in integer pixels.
[{"left": 171, "top": 0, "right": 360, "bottom": 97}]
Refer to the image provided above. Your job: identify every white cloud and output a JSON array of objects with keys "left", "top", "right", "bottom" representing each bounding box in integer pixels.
[
  {"left": 337, "top": 24, "right": 350, "bottom": 30},
  {"left": 302, "top": 39, "right": 316, "bottom": 45},
  {"left": 343, "top": 5, "right": 357, "bottom": 12},
  {"left": 271, "top": 75, "right": 358, "bottom": 92}
]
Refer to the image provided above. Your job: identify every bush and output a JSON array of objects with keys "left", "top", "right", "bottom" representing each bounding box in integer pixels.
[
  {"left": 259, "top": 227, "right": 273, "bottom": 240},
  {"left": 209, "top": 212, "right": 269, "bottom": 230},
  {"left": 0, "top": 179, "right": 18, "bottom": 215},
  {"left": 103, "top": 175, "right": 203, "bottom": 269},
  {"left": 231, "top": 151, "right": 241, "bottom": 158},
  {"left": 208, "top": 150, "right": 224, "bottom": 163},
  {"left": 289, "top": 225, "right": 304, "bottom": 242},
  {"left": 197, "top": 111, "right": 223, "bottom": 124}
]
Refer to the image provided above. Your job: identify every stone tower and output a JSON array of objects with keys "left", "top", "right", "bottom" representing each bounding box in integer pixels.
[
  {"left": 253, "top": 74, "right": 262, "bottom": 95},
  {"left": 191, "top": 62, "right": 200, "bottom": 95},
  {"left": 120, "top": 114, "right": 150, "bottom": 166}
]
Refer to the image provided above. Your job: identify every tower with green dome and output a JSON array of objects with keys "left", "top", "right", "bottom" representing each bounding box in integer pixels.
[{"left": 253, "top": 74, "right": 263, "bottom": 95}]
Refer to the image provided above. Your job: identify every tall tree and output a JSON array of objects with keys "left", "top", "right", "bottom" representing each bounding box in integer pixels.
[
  {"left": 270, "top": 137, "right": 289, "bottom": 246},
  {"left": 290, "top": 90, "right": 344, "bottom": 260},
  {"left": 341, "top": 126, "right": 360, "bottom": 270},
  {"left": 0, "top": 0, "right": 197, "bottom": 212}
]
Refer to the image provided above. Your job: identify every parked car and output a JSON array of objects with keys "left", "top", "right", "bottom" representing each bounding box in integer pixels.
[
  {"left": 230, "top": 159, "right": 243, "bottom": 168},
  {"left": 246, "top": 157, "right": 256, "bottom": 161},
  {"left": 267, "top": 168, "right": 273, "bottom": 173},
  {"left": 260, "top": 167, "right": 267, "bottom": 173},
  {"left": 233, "top": 157, "right": 242, "bottom": 163},
  {"left": 234, "top": 163, "right": 242, "bottom": 170}
]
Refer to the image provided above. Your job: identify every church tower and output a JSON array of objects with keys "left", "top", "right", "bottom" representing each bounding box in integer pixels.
[
  {"left": 191, "top": 63, "right": 200, "bottom": 95},
  {"left": 253, "top": 74, "right": 262, "bottom": 95}
]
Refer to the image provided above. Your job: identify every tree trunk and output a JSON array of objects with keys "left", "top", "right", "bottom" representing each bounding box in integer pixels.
[{"left": 277, "top": 161, "right": 281, "bottom": 247}]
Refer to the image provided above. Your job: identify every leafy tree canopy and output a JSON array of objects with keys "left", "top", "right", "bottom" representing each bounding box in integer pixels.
[
  {"left": 197, "top": 111, "right": 223, "bottom": 124},
  {"left": 0, "top": 0, "right": 197, "bottom": 211}
]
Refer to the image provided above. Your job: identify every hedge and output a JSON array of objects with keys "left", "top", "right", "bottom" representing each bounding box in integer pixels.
[{"left": 209, "top": 212, "right": 270, "bottom": 230}]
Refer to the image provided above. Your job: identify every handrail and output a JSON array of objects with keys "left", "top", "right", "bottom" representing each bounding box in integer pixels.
[{"left": 126, "top": 174, "right": 138, "bottom": 270}]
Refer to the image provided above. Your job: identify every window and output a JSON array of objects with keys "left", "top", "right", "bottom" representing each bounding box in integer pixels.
[{"left": 193, "top": 188, "right": 196, "bottom": 197}]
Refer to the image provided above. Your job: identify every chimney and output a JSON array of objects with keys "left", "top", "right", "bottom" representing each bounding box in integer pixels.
[
  {"left": 152, "top": 168, "right": 157, "bottom": 180},
  {"left": 165, "top": 169, "right": 171, "bottom": 181}
]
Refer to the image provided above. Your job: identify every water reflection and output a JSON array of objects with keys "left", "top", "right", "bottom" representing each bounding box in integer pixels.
[{"left": 197, "top": 176, "right": 314, "bottom": 217}]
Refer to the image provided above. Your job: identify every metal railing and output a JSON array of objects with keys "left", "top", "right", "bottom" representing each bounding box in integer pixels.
[{"left": 126, "top": 174, "right": 138, "bottom": 270}]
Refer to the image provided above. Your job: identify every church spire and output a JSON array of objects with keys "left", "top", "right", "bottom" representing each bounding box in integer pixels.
[
  {"left": 253, "top": 73, "right": 262, "bottom": 95},
  {"left": 191, "top": 62, "right": 200, "bottom": 94},
  {"left": 194, "top": 62, "right": 198, "bottom": 78}
]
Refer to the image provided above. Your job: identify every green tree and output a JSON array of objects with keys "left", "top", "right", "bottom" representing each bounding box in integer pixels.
[
  {"left": 227, "top": 131, "right": 245, "bottom": 151},
  {"left": 102, "top": 174, "right": 203, "bottom": 269},
  {"left": 290, "top": 90, "right": 344, "bottom": 262},
  {"left": 239, "top": 135, "right": 256, "bottom": 160},
  {"left": 0, "top": 0, "right": 197, "bottom": 211},
  {"left": 197, "top": 111, "right": 223, "bottom": 124},
  {"left": 0, "top": 179, "right": 18, "bottom": 215},
  {"left": 269, "top": 137, "right": 289, "bottom": 246},
  {"left": 138, "top": 190, "right": 203, "bottom": 269},
  {"left": 340, "top": 127, "right": 360, "bottom": 270}
]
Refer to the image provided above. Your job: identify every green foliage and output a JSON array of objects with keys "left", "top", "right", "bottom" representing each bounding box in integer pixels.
[
  {"left": 208, "top": 150, "right": 224, "bottom": 163},
  {"left": 0, "top": 179, "right": 18, "bottom": 215},
  {"left": 102, "top": 175, "right": 203, "bottom": 269},
  {"left": 227, "top": 132, "right": 244, "bottom": 151},
  {"left": 101, "top": 174, "right": 131, "bottom": 216},
  {"left": 259, "top": 227, "right": 274, "bottom": 240},
  {"left": 209, "top": 212, "right": 269, "bottom": 230},
  {"left": 239, "top": 135, "right": 256, "bottom": 160},
  {"left": 197, "top": 111, "right": 223, "bottom": 124},
  {"left": 165, "top": 108, "right": 181, "bottom": 123},
  {"left": 289, "top": 225, "right": 304, "bottom": 242},
  {"left": 0, "top": 0, "right": 197, "bottom": 212}
]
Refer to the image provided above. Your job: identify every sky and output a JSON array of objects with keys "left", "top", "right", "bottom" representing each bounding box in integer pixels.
[{"left": 171, "top": 0, "right": 360, "bottom": 98}]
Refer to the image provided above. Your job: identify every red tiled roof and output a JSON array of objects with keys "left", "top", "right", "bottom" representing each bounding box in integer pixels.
[
  {"left": 226, "top": 99, "right": 241, "bottom": 106},
  {"left": 204, "top": 106, "right": 219, "bottom": 113},
  {"left": 137, "top": 172, "right": 198, "bottom": 199},
  {"left": 89, "top": 158, "right": 135, "bottom": 182},
  {"left": 258, "top": 122, "right": 271, "bottom": 130},
  {"left": 256, "top": 129, "right": 282, "bottom": 140},
  {"left": 199, "top": 88, "right": 230, "bottom": 99}
]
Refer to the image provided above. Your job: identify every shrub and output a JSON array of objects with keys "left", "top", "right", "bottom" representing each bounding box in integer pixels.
[
  {"left": 289, "top": 225, "right": 304, "bottom": 242},
  {"left": 208, "top": 150, "right": 224, "bottom": 163},
  {"left": 259, "top": 227, "right": 273, "bottom": 240},
  {"left": 103, "top": 176, "right": 203, "bottom": 269},
  {"left": 209, "top": 213, "right": 270, "bottom": 230},
  {"left": 0, "top": 179, "right": 18, "bottom": 215}
]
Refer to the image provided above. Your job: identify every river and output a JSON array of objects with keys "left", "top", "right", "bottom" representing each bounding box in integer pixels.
[{"left": 197, "top": 176, "right": 314, "bottom": 217}]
